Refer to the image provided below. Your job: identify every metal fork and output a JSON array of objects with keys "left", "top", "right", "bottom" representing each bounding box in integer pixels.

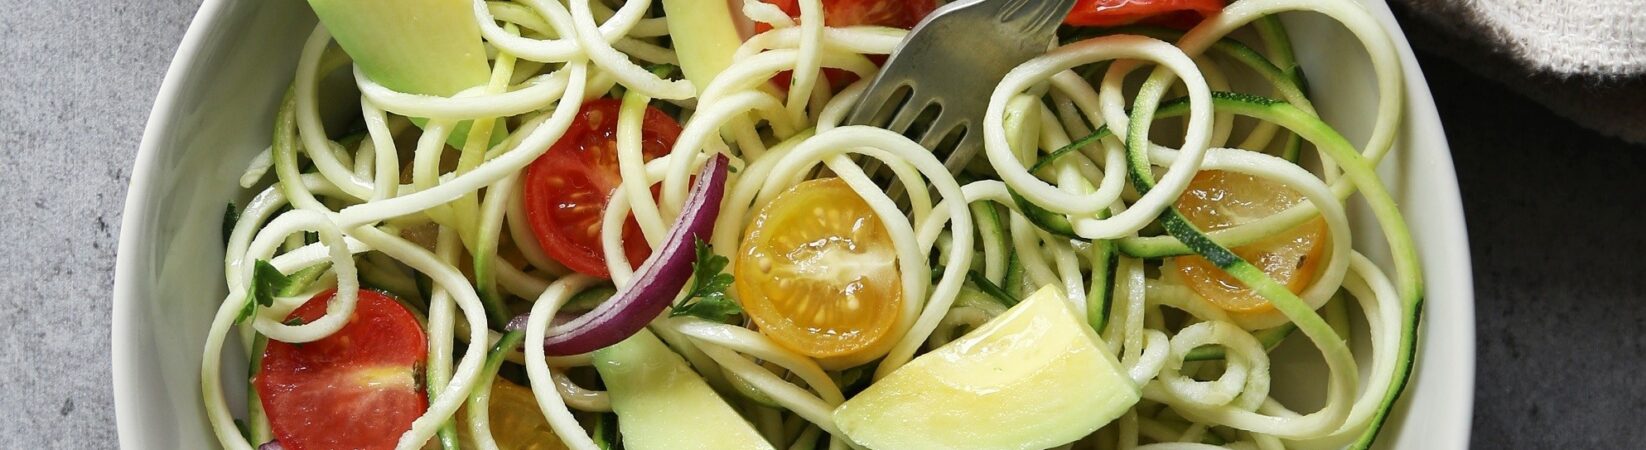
[{"left": 848, "top": 0, "right": 1079, "bottom": 172}]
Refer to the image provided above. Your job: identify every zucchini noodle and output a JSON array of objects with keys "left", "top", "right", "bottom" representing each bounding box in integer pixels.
[{"left": 200, "top": 0, "right": 1425, "bottom": 449}]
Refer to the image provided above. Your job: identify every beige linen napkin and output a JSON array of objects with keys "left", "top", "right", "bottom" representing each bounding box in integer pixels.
[{"left": 1391, "top": 0, "right": 1646, "bottom": 143}]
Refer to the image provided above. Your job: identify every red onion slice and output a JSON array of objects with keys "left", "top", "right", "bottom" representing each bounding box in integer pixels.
[{"left": 521, "top": 154, "right": 730, "bottom": 355}]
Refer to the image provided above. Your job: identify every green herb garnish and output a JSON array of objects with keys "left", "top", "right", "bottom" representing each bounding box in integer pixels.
[
  {"left": 236, "top": 260, "right": 294, "bottom": 324},
  {"left": 670, "top": 238, "right": 743, "bottom": 323},
  {"left": 221, "top": 202, "right": 239, "bottom": 247}
]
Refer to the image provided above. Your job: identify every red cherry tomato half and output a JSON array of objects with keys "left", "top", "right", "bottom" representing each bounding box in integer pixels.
[
  {"left": 523, "top": 98, "right": 682, "bottom": 278},
  {"left": 1065, "top": 0, "right": 1224, "bottom": 28},
  {"left": 758, "top": 0, "right": 939, "bottom": 91},
  {"left": 256, "top": 289, "right": 428, "bottom": 450}
]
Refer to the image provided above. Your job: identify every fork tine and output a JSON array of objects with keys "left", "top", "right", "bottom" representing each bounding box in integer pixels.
[
  {"left": 942, "top": 128, "right": 983, "bottom": 174},
  {"left": 918, "top": 114, "right": 964, "bottom": 150},
  {"left": 917, "top": 123, "right": 953, "bottom": 150},
  {"left": 847, "top": 79, "right": 909, "bottom": 126},
  {"left": 995, "top": 0, "right": 1031, "bottom": 21},
  {"left": 885, "top": 96, "right": 936, "bottom": 135},
  {"left": 1021, "top": 0, "right": 1079, "bottom": 37},
  {"left": 844, "top": 0, "right": 1074, "bottom": 176}
]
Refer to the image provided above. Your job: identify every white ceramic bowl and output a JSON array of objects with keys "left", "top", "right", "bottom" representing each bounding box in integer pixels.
[{"left": 113, "top": 0, "right": 1475, "bottom": 447}]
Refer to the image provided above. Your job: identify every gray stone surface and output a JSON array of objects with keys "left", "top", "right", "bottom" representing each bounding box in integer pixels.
[
  {"left": 0, "top": 0, "right": 198, "bottom": 448},
  {"left": 0, "top": 1, "right": 1641, "bottom": 449},
  {"left": 1414, "top": 46, "right": 1646, "bottom": 449}
]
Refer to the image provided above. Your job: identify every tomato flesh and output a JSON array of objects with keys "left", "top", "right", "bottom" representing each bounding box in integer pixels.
[
  {"left": 759, "top": 0, "right": 939, "bottom": 91},
  {"left": 523, "top": 99, "right": 682, "bottom": 278},
  {"left": 736, "top": 178, "right": 902, "bottom": 361},
  {"left": 256, "top": 289, "right": 428, "bottom": 450},
  {"left": 1173, "top": 171, "right": 1328, "bottom": 312},
  {"left": 1065, "top": 0, "right": 1223, "bottom": 28}
]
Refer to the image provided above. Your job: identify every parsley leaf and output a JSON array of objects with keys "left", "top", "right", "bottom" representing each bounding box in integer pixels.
[
  {"left": 236, "top": 299, "right": 256, "bottom": 325},
  {"left": 670, "top": 238, "right": 743, "bottom": 323},
  {"left": 236, "top": 260, "right": 294, "bottom": 324},
  {"left": 221, "top": 203, "right": 239, "bottom": 247}
]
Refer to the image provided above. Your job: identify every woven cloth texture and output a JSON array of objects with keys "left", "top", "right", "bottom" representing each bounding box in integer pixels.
[{"left": 1391, "top": 0, "right": 1646, "bottom": 143}]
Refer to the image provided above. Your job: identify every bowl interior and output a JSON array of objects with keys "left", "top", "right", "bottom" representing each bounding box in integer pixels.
[
  {"left": 114, "top": 0, "right": 313, "bottom": 447},
  {"left": 113, "top": 1, "right": 1474, "bottom": 448}
]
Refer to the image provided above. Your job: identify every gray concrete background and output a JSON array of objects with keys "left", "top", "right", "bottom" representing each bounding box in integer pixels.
[{"left": 0, "top": 1, "right": 1641, "bottom": 448}]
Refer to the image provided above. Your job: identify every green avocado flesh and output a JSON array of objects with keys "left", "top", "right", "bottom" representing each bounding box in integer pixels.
[
  {"left": 834, "top": 286, "right": 1140, "bottom": 450},
  {"left": 594, "top": 329, "right": 775, "bottom": 450}
]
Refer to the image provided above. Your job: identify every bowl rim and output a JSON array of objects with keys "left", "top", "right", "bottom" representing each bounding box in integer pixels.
[
  {"left": 111, "top": 0, "right": 1476, "bottom": 447},
  {"left": 112, "top": 0, "right": 233, "bottom": 447},
  {"left": 1359, "top": 0, "right": 1478, "bottom": 445}
]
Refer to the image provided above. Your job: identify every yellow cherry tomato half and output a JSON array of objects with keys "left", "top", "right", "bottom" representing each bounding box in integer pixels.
[
  {"left": 1173, "top": 170, "right": 1328, "bottom": 312},
  {"left": 736, "top": 178, "right": 902, "bottom": 361},
  {"left": 459, "top": 380, "right": 570, "bottom": 450}
]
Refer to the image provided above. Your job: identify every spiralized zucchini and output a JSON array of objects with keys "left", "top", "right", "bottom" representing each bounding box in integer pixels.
[{"left": 200, "top": 0, "right": 1423, "bottom": 449}]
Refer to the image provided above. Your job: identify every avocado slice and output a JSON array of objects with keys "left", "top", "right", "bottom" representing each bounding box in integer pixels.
[
  {"left": 834, "top": 286, "right": 1140, "bottom": 450},
  {"left": 308, "top": 0, "right": 489, "bottom": 96},
  {"left": 659, "top": 0, "right": 743, "bottom": 94},
  {"left": 594, "top": 329, "right": 775, "bottom": 450},
  {"left": 306, "top": 0, "right": 497, "bottom": 146}
]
